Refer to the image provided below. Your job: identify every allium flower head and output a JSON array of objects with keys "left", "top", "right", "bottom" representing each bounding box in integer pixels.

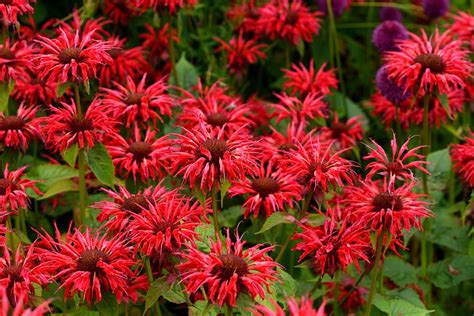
[
  {"left": 0, "top": 0, "right": 34, "bottom": 24},
  {"left": 319, "top": 114, "right": 364, "bottom": 150},
  {"left": 379, "top": 7, "right": 402, "bottom": 22},
  {"left": 0, "top": 39, "right": 34, "bottom": 83},
  {"left": 273, "top": 92, "right": 328, "bottom": 125},
  {"left": 372, "top": 20, "right": 408, "bottom": 52},
  {"left": 451, "top": 132, "right": 474, "bottom": 187},
  {"left": 100, "top": 74, "right": 173, "bottom": 128},
  {"left": 422, "top": 0, "right": 449, "bottom": 19},
  {"left": 316, "top": 0, "right": 347, "bottom": 16},
  {"left": 375, "top": 66, "right": 410, "bottom": 104},
  {"left": 0, "top": 104, "right": 40, "bottom": 151},
  {"left": 254, "top": 296, "right": 327, "bottom": 316},
  {"left": 283, "top": 60, "right": 338, "bottom": 97},
  {"left": 178, "top": 229, "right": 278, "bottom": 307},
  {"left": 384, "top": 29, "right": 473, "bottom": 96}
]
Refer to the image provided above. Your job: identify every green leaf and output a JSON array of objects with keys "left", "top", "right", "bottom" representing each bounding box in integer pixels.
[
  {"left": 256, "top": 212, "right": 293, "bottom": 234},
  {"left": 220, "top": 179, "right": 231, "bottom": 208},
  {"left": 426, "top": 148, "right": 451, "bottom": 202},
  {"left": 439, "top": 93, "right": 452, "bottom": 119},
  {"left": 162, "top": 283, "right": 187, "bottom": 304},
  {"left": 296, "top": 39, "right": 305, "bottom": 58},
  {"left": 219, "top": 205, "right": 244, "bottom": 228},
  {"left": 276, "top": 268, "right": 297, "bottom": 297},
  {"left": 95, "top": 292, "right": 118, "bottom": 316},
  {"left": 428, "top": 256, "right": 474, "bottom": 289},
  {"left": 145, "top": 276, "right": 171, "bottom": 313},
  {"left": 427, "top": 219, "right": 469, "bottom": 253},
  {"left": 62, "top": 144, "right": 78, "bottom": 167},
  {"left": 57, "top": 82, "right": 71, "bottom": 98},
  {"left": 38, "top": 179, "right": 78, "bottom": 200},
  {"left": 27, "top": 164, "right": 78, "bottom": 189},
  {"left": 194, "top": 223, "right": 218, "bottom": 252},
  {"left": 327, "top": 92, "right": 369, "bottom": 130},
  {"left": 373, "top": 293, "right": 433, "bottom": 316},
  {"left": 193, "top": 186, "right": 207, "bottom": 210},
  {"left": 305, "top": 214, "right": 325, "bottom": 227},
  {"left": 86, "top": 143, "right": 115, "bottom": 188},
  {"left": 0, "top": 80, "right": 15, "bottom": 112},
  {"left": 384, "top": 256, "right": 417, "bottom": 287},
  {"left": 169, "top": 53, "right": 199, "bottom": 91}
]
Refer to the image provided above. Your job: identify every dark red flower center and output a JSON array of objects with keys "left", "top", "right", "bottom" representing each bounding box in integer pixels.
[
  {"left": 69, "top": 117, "right": 93, "bottom": 133},
  {"left": 202, "top": 138, "right": 228, "bottom": 164},
  {"left": 252, "top": 177, "right": 280, "bottom": 197},
  {"left": 128, "top": 141, "right": 152, "bottom": 162},
  {"left": 59, "top": 47, "right": 82, "bottom": 64},
  {"left": 0, "top": 116, "right": 25, "bottom": 131},
  {"left": 330, "top": 123, "right": 349, "bottom": 139},
  {"left": 154, "top": 221, "right": 175, "bottom": 234},
  {"left": 279, "top": 142, "right": 297, "bottom": 151},
  {"left": 206, "top": 112, "right": 228, "bottom": 127},
  {"left": 310, "top": 162, "right": 329, "bottom": 173},
  {"left": 215, "top": 254, "right": 248, "bottom": 280},
  {"left": 372, "top": 193, "right": 403, "bottom": 212},
  {"left": 77, "top": 249, "right": 110, "bottom": 273},
  {"left": 108, "top": 48, "right": 124, "bottom": 59},
  {"left": 0, "top": 179, "right": 16, "bottom": 195},
  {"left": 414, "top": 53, "right": 446, "bottom": 74},
  {"left": 386, "top": 161, "right": 403, "bottom": 175},
  {"left": 125, "top": 93, "right": 144, "bottom": 105},
  {"left": 121, "top": 194, "right": 150, "bottom": 213},
  {"left": 0, "top": 48, "right": 15, "bottom": 59},
  {"left": 285, "top": 10, "right": 299, "bottom": 25},
  {"left": 0, "top": 0, "right": 13, "bottom": 5},
  {"left": 2, "top": 264, "right": 23, "bottom": 282}
]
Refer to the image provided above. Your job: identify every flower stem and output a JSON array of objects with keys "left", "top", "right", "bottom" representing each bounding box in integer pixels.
[
  {"left": 421, "top": 93, "right": 430, "bottom": 195},
  {"left": 211, "top": 185, "right": 220, "bottom": 233},
  {"left": 364, "top": 230, "right": 386, "bottom": 316},
  {"left": 144, "top": 256, "right": 162, "bottom": 316},
  {"left": 6, "top": 217, "right": 16, "bottom": 252},
  {"left": 77, "top": 148, "right": 87, "bottom": 227},
  {"left": 168, "top": 17, "right": 178, "bottom": 88}
]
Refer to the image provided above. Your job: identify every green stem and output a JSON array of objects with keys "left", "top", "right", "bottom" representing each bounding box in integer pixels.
[
  {"left": 211, "top": 185, "right": 220, "bottom": 233},
  {"left": 144, "top": 256, "right": 162, "bottom": 316},
  {"left": 77, "top": 148, "right": 87, "bottom": 227},
  {"left": 168, "top": 18, "right": 178, "bottom": 88},
  {"left": 364, "top": 230, "right": 386, "bottom": 316},
  {"left": 6, "top": 217, "right": 16, "bottom": 252},
  {"left": 284, "top": 44, "right": 291, "bottom": 69},
  {"left": 421, "top": 94, "right": 430, "bottom": 195},
  {"left": 226, "top": 304, "right": 233, "bottom": 316}
]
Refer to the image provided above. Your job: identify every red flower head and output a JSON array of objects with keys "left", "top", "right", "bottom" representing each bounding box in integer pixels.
[
  {"left": 325, "top": 276, "right": 367, "bottom": 313},
  {"left": 364, "top": 133, "right": 430, "bottom": 181},
  {"left": 98, "top": 37, "right": 147, "bottom": 87},
  {"left": 368, "top": 92, "right": 411, "bottom": 130},
  {"left": 273, "top": 92, "right": 328, "bottom": 126},
  {"left": 100, "top": 74, "right": 173, "bottom": 128},
  {"left": 0, "top": 245, "right": 48, "bottom": 305},
  {"left": 383, "top": 29, "right": 473, "bottom": 96},
  {"left": 0, "top": 39, "right": 34, "bottom": 83},
  {"left": 284, "top": 139, "right": 354, "bottom": 193},
  {"left": 178, "top": 229, "right": 279, "bottom": 307},
  {"left": 107, "top": 126, "right": 170, "bottom": 182},
  {"left": 254, "top": 296, "right": 327, "bottom": 316},
  {"left": 0, "top": 0, "right": 33, "bottom": 25},
  {"left": 451, "top": 132, "right": 474, "bottom": 187},
  {"left": 11, "top": 69, "right": 57, "bottom": 105},
  {"left": 134, "top": 0, "right": 197, "bottom": 12},
  {"left": 256, "top": 0, "right": 321, "bottom": 45},
  {"left": 229, "top": 160, "right": 302, "bottom": 218},
  {"left": 130, "top": 193, "right": 202, "bottom": 260},
  {"left": 140, "top": 23, "right": 178, "bottom": 69},
  {"left": 0, "top": 287, "right": 51, "bottom": 316},
  {"left": 0, "top": 103, "right": 40, "bottom": 151},
  {"left": 36, "top": 227, "right": 138, "bottom": 305},
  {"left": 214, "top": 32, "right": 267, "bottom": 77},
  {"left": 345, "top": 178, "right": 431, "bottom": 235},
  {"left": 447, "top": 11, "right": 474, "bottom": 50},
  {"left": 294, "top": 214, "right": 370, "bottom": 276},
  {"left": 34, "top": 28, "right": 113, "bottom": 84},
  {"left": 319, "top": 114, "right": 364, "bottom": 150},
  {"left": 226, "top": 0, "right": 261, "bottom": 35},
  {"left": 0, "top": 164, "right": 40, "bottom": 216},
  {"left": 170, "top": 124, "right": 258, "bottom": 192},
  {"left": 104, "top": 0, "right": 138, "bottom": 25},
  {"left": 40, "top": 98, "right": 117, "bottom": 153},
  {"left": 55, "top": 9, "right": 110, "bottom": 41},
  {"left": 94, "top": 184, "right": 170, "bottom": 232},
  {"left": 283, "top": 60, "right": 338, "bottom": 98}
]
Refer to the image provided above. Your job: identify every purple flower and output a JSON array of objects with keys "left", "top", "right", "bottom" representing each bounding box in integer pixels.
[
  {"left": 372, "top": 20, "right": 408, "bottom": 52},
  {"left": 316, "top": 0, "right": 347, "bottom": 17},
  {"left": 422, "top": 0, "right": 449, "bottom": 19},
  {"left": 375, "top": 66, "right": 410, "bottom": 104},
  {"left": 379, "top": 7, "right": 402, "bottom": 22}
]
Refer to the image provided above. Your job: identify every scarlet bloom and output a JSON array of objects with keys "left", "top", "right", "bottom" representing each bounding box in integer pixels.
[
  {"left": 100, "top": 75, "right": 173, "bottom": 128},
  {"left": 283, "top": 60, "right": 338, "bottom": 97},
  {"left": 254, "top": 296, "right": 327, "bottom": 316},
  {"left": 256, "top": 0, "right": 321, "bottom": 45},
  {"left": 325, "top": 277, "right": 367, "bottom": 313},
  {"left": 140, "top": 23, "right": 178, "bottom": 69},
  {"left": 384, "top": 29, "right": 473, "bottom": 96},
  {"left": 104, "top": 0, "right": 137, "bottom": 25},
  {"left": 273, "top": 93, "right": 328, "bottom": 125},
  {"left": 0, "top": 0, "right": 34, "bottom": 25},
  {"left": 36, "top": 228, "right": 137, "bottom": 304},
  {"left": 170, "top": 124, "right": 257, "bottom": 192},
  {"left": 226, "top": 0, "right": 261, "bottom": 35},
  {"left": 294, "top": 215, "right": 370, "bottom": 276},
  {"left": 107, "top": 127, "right": 170, "bottom": 182},
  {"left": 319, "top": 114, "right": 364, "bottom": 150},
  {"left": 451, "top": 132, "right": 474, "bottom": 187},
  {"left": 134, "top": 0, "right": 197, "bottom": 12},
  {"left": 34, "top": 28, "right": 113, "bottom": 84},
  {"left": 0, "top": 104, "right": 40, "bottom": 151},
  {"left": 94, "top": 184, "right": 169, "bottom": 232},
  {"left": 178, "top": 229, "right": 278, "bottom": 307},
  {"left": 229, "top": 160, "right": 302, "bottom": 218},
  {"left": 0, "top": 164, "right": 40, "bottom": 216},
  {"left": 345, "top": 178, "right": 431, "bottom": 235},
  {"left": 0, "top": 39, "right": 34, "bottom": 83},
  {"left": 11, "top": 70, "right": 57, "bottom": 105},
  {"left": 448, "top": 11, "right": 474, "bottom": 50},
  {"left": 0, "top": 287, "right": 50, "bottom": 316},
  {"left": 40, "top": 98, "right": 117, "bottom": 153},
  {"left": 364, "top": 133, "right": 430, "bottom": 180},
  {"left": 214, "top": 32, "right": 267, "bottom": 77}
]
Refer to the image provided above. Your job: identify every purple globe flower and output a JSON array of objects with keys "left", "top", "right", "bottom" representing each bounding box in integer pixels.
[
  {"left": 379, "top": 7, "right": 402, "bottom": 22},
  {"left": 422, "top": 0, "right": 450, "bottom": 19},
  {"left": 316, "top": 0, "right": 347, "bottom": 17},
  {"left": 375, "top": 66, "right": 410, "bottom": 104},
  {"left": 372, "top": 20, "right": 408, "bottom": 52}
]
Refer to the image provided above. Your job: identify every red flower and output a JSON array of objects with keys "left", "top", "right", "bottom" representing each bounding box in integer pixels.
[
  {"left": 100, "top": 74, "right": 173, "bottom": 128},
  {"left": 0, "top": 0, "right": 33, "bottom": 24},
  {"left": 345, "top": 178, "right": 431, "bottom": 235},
  {"left": 384, "top": 29, "right": 473, "bottom": 96},
  {"left": 140, "top": 23, "right": 178, "bottom": 69},
  {"left": 0, "top": 164, "right": 40, "bottom": 216},
  {"left": 34, "top": 28, "right": 113, "bottom": 84},
  {"left": 283, "top": 60, "right": 338, "bottom": 97},
  {"left": 325, "top": 277, "right": 367, "bottom": 313},
  {"left": 94, "top": 184, "right": 170, "bottom": 232},
  {"left": 11, "top": 70, "right": 57, "bottom": 105},
  {"left": 40, "top": 98, "right": 117, "bottom": 153},
  {"left": 319, "top": 114, "right": 364, "bottom": 150},
  {"left": 364, "top": 133, "right": 430, "bottom": 180},
  {"left": 36, "top": 228, "right": 137, "bottom": 304},
  {"left": 447, "top": 11, "right": 474, "bottom": 50},
  {"left": 107, "top": 127, "right": 170, "bottom": 182},
  {"left": 0, "top": 39, "right": 34, "bottom": 83},
  {"left": 256, "top": 0, "right": 321, "bottom": 45},
  {"left": 254, "top": 296, "right": 327, "bottom": 316},
  {"left": 368, "top": 92, "right": 411, "bottom": 130},
  {"left": 226, "top": 0, "right": 261, "bottom": 35},
  {"left": 214, "top": 32, "right": 267, "bottom": 77},
  {"left": 294, "top": 214, "right": 370, "bottom": 276},
  {"left": 273, "top": 92, "right": 328, "bottom": 125},
  {"left": 55, "top": 9, "right": 110, "bottom": 41},
  {"left": 98, "top": 37, "right": 147, "bottom": 87},
  {"left": 104, "top": 0, "right": 138, "bottom": 25},
  {"left": 451, "top": 132, "right": 474, "bottom": 187},
  {"left": 0, "top": 103, "right": 40, "bottom": 151},
  {"left": 134, "top": 0, "right": 197, "bottom": 12},
  {"left": 178, "top": 229, "right": 278, "bottom": 307},
  {"left": 0, "top": 287, "right": 50, "bottom": 316},
  {"left": 229, "top": 160, "right": 302, "bottom": 218},
  {"left": 170, "top": 124, "right": 258, "bottom": 192}
]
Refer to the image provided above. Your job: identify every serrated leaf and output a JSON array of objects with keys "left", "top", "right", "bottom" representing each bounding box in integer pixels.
[
  {"left": 37, "top": 179, "right": 78, "bottom": 200},
  {"left": 162, "top": 283, "right": 187, "bottom": 304},
  {"left": 384, "top": 256, "right": 417, "bottom": 287},
  {"left": 256, "top": 212, "right": 293, "bottom": 234},
  {"left": 427, "top": 219, "right": 469, "bottom": 253},
  {"left": 145, "top": 276, "right": 171, "bottom": 313},
  {"left": 86, "top": 143, "right": 115, "bottom": 188},
  {"left": 0, "top": 80, "right": 14, "bottom": 112},
  {"left": 169, "top": 53, "right": 199, "bottom": 92},
  {"left": 428, "top": 256, "right": 474, "bottom": 289},
  {"left": 373, "top": 293, "right": 433, "bottom": 316},
  {"left": 62, "top": 143, "right": 78, "bottom": 167},
  {"left": 427, "top": 148, "right": 451, "bottom": 202}
]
